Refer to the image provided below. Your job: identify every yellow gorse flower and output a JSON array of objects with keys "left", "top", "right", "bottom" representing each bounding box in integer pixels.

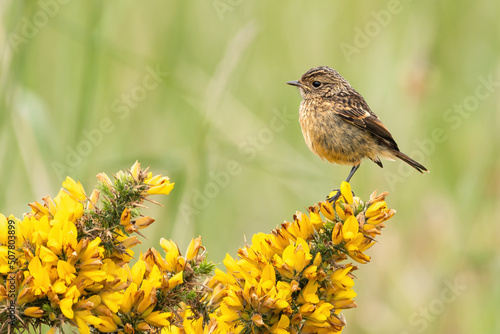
[
  {"left": 0, "top": 162, "right": 186, "bottom": 333},
  {"left": 62, "top": 176, "right": 87, "bottom": 202},
  {"left": 206, "top": 183, "right": 394, "bottom": 333},
  {"left": 0, "top": 162, "right": 394, "bottom": 334}
]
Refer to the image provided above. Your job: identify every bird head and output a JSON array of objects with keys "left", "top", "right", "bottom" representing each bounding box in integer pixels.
[{"left": 287, "top": 66, "right": 351, "bottom": 99}]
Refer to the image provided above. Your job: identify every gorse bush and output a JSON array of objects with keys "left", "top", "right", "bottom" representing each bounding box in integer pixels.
[{"left": 0, "top": 162, "right": 394, "bottom": 334}]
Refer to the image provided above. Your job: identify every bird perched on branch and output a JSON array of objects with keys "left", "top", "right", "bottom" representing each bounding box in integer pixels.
[{"left": 287, "top": 66, "right": 428, "bottom": 201}]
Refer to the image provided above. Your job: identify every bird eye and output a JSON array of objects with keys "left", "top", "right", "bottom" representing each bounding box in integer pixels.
[{"left": 312, "top": 81, "right": 321, "bottom": 88}]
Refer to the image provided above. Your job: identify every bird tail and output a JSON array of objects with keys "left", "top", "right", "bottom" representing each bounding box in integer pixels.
[{"left": 393, "top": 151, "right": 429, "bottom": 173}]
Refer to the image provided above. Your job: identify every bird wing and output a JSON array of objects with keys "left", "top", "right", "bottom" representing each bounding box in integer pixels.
[{"left": 332, "top": 91, "right": 400, "bottom": 151}]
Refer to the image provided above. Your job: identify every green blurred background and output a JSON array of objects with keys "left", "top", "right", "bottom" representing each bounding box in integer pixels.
[{"left": 1, "top": 0, "right": 499, "bottom": 333}]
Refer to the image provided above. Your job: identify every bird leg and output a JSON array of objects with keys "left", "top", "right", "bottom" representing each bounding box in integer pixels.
[
  {"left": 345, "top": 164, "right": 360, "bottom": 183},
  {"left": 327, "top": 164, "right": 360, "bottom": 203}
]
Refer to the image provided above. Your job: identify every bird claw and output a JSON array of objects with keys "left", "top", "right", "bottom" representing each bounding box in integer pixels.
[
  {"left": 326, "top": 188, "right": 356, "bottom": 204},
  {"left": 327, "top": 189, "right": 341, "bottom": 203}
]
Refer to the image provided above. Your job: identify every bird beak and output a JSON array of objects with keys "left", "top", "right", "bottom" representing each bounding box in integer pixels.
[{"left": 286, "top": 80, "right": 303, "bottom": 88}]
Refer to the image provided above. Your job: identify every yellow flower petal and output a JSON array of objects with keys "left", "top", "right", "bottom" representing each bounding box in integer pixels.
[
  {"left": 39, "top": 245, "right": 59, "bottom": 264},
  {"left": 120, "top": 208, "right": 131, "bottom": 226},
  {"left": 342, "top": 216, "right": 359, "bottom": 241},
  {"left": 340, "top": 181, "right": 353, "bottom": 204},
  {"left": 366, "top": 201, "right": 387, "bottom": 218},
  {"left": 251, "top": 313, "right": 265, "bottom": 327},
  {"left": 186, "top": 236, "right": 203, "bottom": 261},
  {"left": 130, "top": 160, "right": 141, "bottom": 180},
  {"left": 87, "top": 189, "right": 100, "bottom": 210},
  {"left": 24, "top": 306, "right": 43, "bottom": 318},
  {"left": 147, "top": 182, "right": 174, "bottom": 195},
  {"left": 95, "top": 316, "right": 118, "bottom": 332},
  {"left": 144, "top": 310, "right": 172, "bottom": 327},
  {"left": 297, "top": 279, "right": 319, "bottom": 304},
  {"left": 62, "top": 176, "right": 87, "bottom": 201},
  {"left": 167, "top": 272, "right": 184, "bottom": 290},
  {"left": 60, "top": 297, "right": 74, "bottom": 319}
]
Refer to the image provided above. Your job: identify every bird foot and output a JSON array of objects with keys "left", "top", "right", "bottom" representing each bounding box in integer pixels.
[
  {"left": 326, "top": 188, "right": 356, "bottom": 204},
  {"left": 327, "top": 189, "right": 341, "bottom": 203}
]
